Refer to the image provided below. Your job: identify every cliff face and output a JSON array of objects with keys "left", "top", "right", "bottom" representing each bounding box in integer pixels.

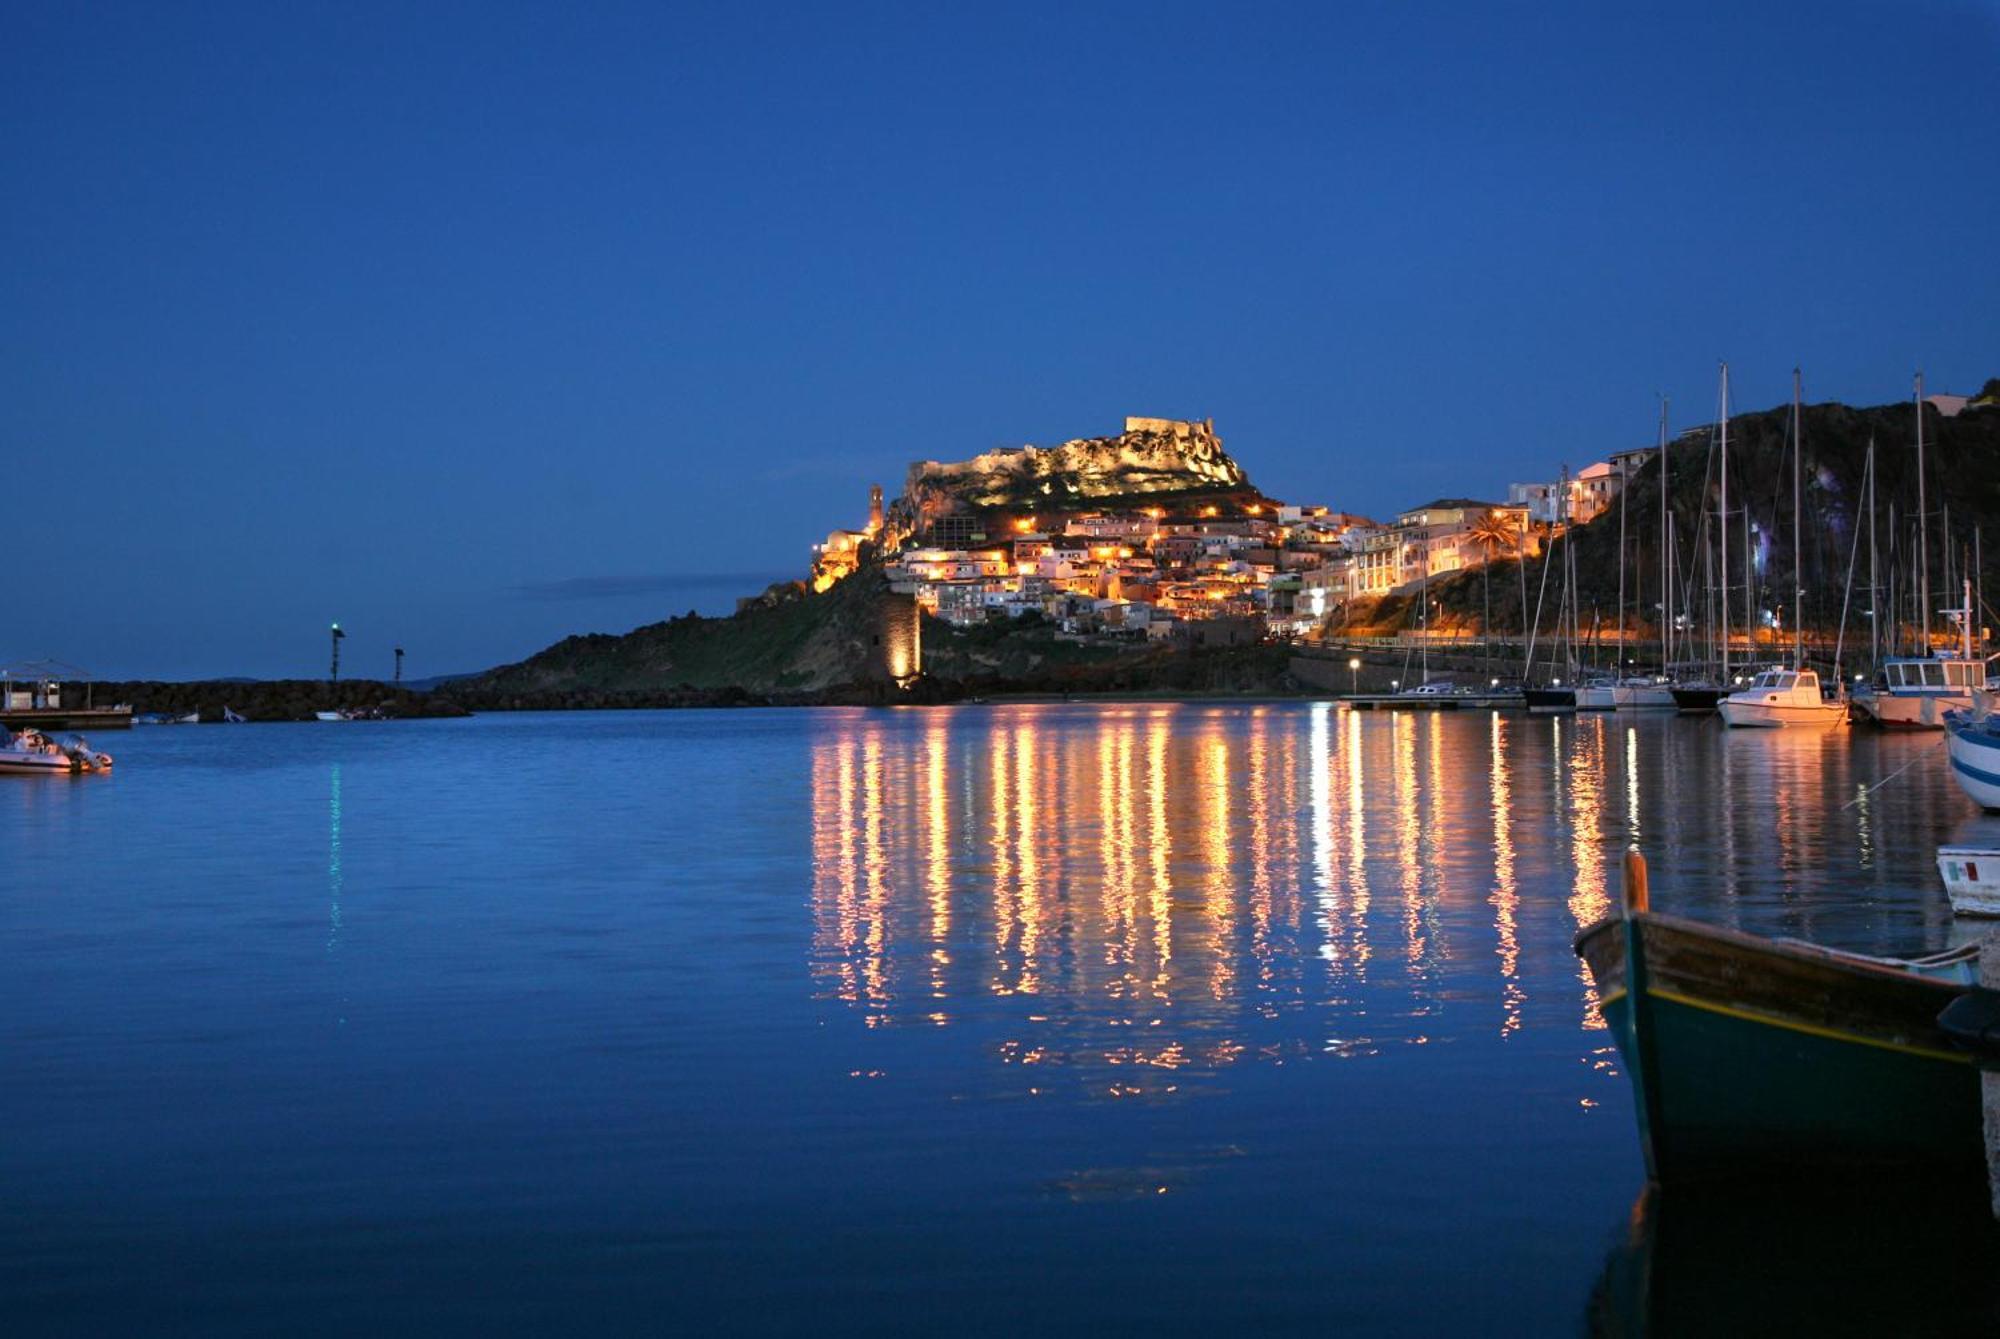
[{"left": 893, "top": 417, "right": 1251, "bottom": 529}]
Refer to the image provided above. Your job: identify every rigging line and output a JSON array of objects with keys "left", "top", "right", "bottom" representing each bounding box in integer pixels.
[{"left": 1840, "top": 737, "right": 1945, "bottom": 811}]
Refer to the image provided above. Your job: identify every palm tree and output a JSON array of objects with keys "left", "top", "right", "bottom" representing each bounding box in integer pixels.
[{"left": 1466, "top": 509, "right": 1524, "bottom": 672}]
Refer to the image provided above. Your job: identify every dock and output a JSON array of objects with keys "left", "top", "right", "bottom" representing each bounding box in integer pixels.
[
  {"left": 4, "top": 662, "right": 132, "bottom": 731},
  {"left": 1343, "top": 693, "right": 1522, "bottom": 711},
  {"left": 0, "top": 705, "right": 135, "bottom": 731}
]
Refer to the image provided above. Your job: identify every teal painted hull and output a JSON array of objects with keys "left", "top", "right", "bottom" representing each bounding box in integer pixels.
[
  {"left": 1598, "top": 991, "right": 1983, "bottom": 1181},
  {"left": 1578, "top": 910, "right": 1985, "bottom": 1187}
]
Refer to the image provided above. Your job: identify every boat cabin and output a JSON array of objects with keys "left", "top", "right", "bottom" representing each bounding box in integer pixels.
[
  {"left": 1741, "top": 668, "right": 1823, "bottom": 696},
  {"left": 1876, "top": 656, "right": 1996, "bottom": 695}
]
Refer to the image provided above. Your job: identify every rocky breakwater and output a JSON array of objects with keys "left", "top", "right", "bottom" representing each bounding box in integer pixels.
[{"left": 87, "top": 680, "right": 471, "bottom": 722}]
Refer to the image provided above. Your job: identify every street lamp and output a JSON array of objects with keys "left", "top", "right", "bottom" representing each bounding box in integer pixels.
[{"left": 1348, "top": 657, "right": 1361, "bottom": 694}]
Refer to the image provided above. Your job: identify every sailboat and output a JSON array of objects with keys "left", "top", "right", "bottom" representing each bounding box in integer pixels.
[
  {"left": 1671, "top": 366, "right": 1734, "bottom": 713},
  {"left": 1718, "top": 369, "right": 1846, "bottom": 728},
  {"left": 1581, "top": 402, "right": 1680, "bottom": 710},
  {"left": 1523, "top": 467, "right": 1579, "bottom": 712},
  {"left": 1854, "top": 384, "right": 1995, "bottom": 726}
]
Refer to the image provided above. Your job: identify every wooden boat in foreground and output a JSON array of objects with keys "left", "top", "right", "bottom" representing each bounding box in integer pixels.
[{"left": 1575, "top": 851, "right": 1984, "bottom": 1186}]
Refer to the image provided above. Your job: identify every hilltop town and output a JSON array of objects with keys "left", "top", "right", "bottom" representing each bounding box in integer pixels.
[
  {"left": 807, "top": 414, "right": 1671, "bottom": 646},
  {"left": 800, "top": 385, "right": 2000, "bottom": 662}
]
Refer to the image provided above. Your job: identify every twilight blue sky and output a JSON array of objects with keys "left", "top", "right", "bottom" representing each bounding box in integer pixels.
[{"left": 4, "top": 1, "right": 1996, "bottom": 680}]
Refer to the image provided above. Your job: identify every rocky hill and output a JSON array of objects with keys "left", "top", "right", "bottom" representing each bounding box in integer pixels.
[
  {"left": 1362, "top": 386, "right": 2000, "bottom": 640},
  {"left": 889, "top": 416, "right": 1256, "bottom": 534}
]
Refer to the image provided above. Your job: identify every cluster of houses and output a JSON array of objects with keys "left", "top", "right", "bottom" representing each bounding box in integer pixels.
[{"left": 810, "top": 420, "right": 1660, "bottom": 641}]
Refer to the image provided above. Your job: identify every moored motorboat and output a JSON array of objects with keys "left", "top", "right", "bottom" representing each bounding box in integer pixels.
[
  {"left": 1853, "top": 585, "right": 1994, "bottom": 730},
  {"left": 0, "top": 727, "right": 114, "bottom": 774},
  {"left": 1717, "top": 666, "right": 1846, "bottom": 728},
  {"left": 1575, "top": 851, "right": 1983, "bottom": 1186},
  {"left": 1855, "top": 656, "right": 1993, "bottom": 729}
]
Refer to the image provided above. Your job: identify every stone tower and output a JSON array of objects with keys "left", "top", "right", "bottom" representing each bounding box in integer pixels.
[{"left": 868, "top": 484, "right": 884, "bottom": 535}]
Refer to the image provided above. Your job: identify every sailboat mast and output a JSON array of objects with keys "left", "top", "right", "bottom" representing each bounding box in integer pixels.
[
  {"left": 1659, "top": 398, "right": 1670, "bottom": 671},
  {"left": 1917, "top": 371, "right": 1931, "bottom": 650},
  {"left": 1743, "top": 501, "right": 1755, "bottom": 665},
  {"left": 1616, "top": 453, "right": 1628, "bottom": 671},
  {"left": 1866, "top": 442, "right": 1879, "bottom": 669},
  {"left": 1792, "top": 368, "right": 1804, "bottom": 669},
  {"left": 1719, "top": 363, "right": 1731, "bottom": 683}
]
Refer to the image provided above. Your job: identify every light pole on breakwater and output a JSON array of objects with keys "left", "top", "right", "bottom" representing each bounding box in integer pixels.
[{"left": 330, "top": 623, "right": 345, "bottom": 684}]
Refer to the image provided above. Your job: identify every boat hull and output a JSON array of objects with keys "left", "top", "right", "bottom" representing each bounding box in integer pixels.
[
  {"left": 0, "top": 753, "right": 83, "bottom": 774},
  {"left": 1717, "top": 698, "right": 1846, "bottom": 728},
  {"left": 1668, "top": 686, "right": 1722, "bottom": 713},
  {"left": 1575, "top": 685, "right": 1617, "bottom": 710},
  {"left": 1938, "top": 846, "right": 2000, "bottom": 917},
  {"left": 1614, "top": 682, "right": 1679, "bottom": 710},
  {"left": 1575, "top": 912, "right": 1982, "bottom": 1184},
  {"left": 1523, "top": 688, "right": 1576, "bottom": 714},
  {"left": 1856, "top": 690, "right": 1974, "bottom": 730},
  {"left": 1945, "top": 716, "right": 2000, "bottom": 811}
]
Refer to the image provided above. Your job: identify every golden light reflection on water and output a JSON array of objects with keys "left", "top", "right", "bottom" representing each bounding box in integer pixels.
[
  {"left": 1564, "top": 715, "right": 1610, "bottom": 1030},
  {"left": 1490, "top": 715, "right": 1522, "bottom": 1036},
  {"left": 925, "top": 713, "right": 950, "bottom": 1012},
  {"left": 805, "top": 705, "right": 1965, "bottom": 1092}
]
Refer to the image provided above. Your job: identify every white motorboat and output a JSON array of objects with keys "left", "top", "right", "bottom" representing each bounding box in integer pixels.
[
  {"left": 1856, "top": 656, "right": 1995, "bottom": 729},
  {"left": 0, "top": 727, "right": 113, "bottom": 774},
  {"left": 315, "top": 710, "right": 347, "bottom": 722},
  {"left": 1717, "top": 666, "right": 1847, "bottom": 728},
  {"left": 1945, "top": 709, "right": 2000, "bottom": 811},
  {"left": 1854, "top": 583, "right": 1994, "bottom": 729},
  {"left": 1938, "top": 845, "right": 2000, "bottom": 917}
]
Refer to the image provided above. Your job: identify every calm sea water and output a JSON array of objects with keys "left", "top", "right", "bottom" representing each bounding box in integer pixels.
[{"left": 4, "top": 704, "right": 1997, "bottom": 1335}]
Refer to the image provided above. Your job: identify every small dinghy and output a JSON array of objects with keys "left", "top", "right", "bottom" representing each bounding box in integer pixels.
[{"left": 1938, "top": 846, "right": 2000, "bottom": 917}]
